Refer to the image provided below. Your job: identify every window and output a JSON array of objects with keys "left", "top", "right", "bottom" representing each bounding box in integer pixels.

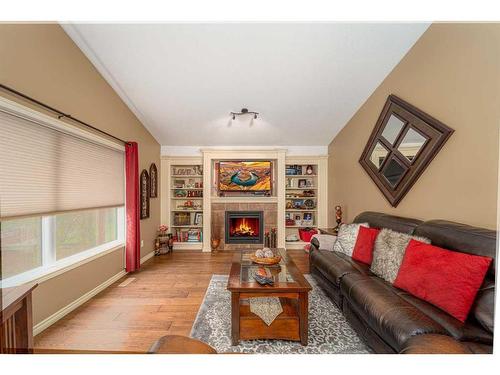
[
  {"left": 0, "top": 217, "right": 42, "bottom": 279},
  {"left": 0, "top": 97, "right": 126, "bottom": 287},
  {"left": 359, "top": 95, "right": 454, "bottom": 207},
  {"left": 1, "top": 207, "right": 124, "bottom": 285},
  {"left": 56, "top": 208, "right": 119, "bottom": 260}
]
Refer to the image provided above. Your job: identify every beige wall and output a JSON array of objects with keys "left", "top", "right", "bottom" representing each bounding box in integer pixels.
[
  {"left": 328, "top": 23, "right": 500, "bottom": 229},
  {"left": 0, "top": 24, "right": 161, "bottom": 325}
]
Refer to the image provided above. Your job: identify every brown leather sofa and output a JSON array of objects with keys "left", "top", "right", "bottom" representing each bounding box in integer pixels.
[{"left": 309, "top": 211, "right": 496, "bottom": 354}]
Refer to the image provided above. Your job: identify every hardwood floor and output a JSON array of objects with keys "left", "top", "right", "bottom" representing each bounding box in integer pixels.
[{"left": 34, "top": 249, "right": 310, "bottom": 353}]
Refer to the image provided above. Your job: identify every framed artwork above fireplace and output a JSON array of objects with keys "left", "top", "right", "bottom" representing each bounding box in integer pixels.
[{"left": 217, "top": 160, "right": 272, "bottom": 194}]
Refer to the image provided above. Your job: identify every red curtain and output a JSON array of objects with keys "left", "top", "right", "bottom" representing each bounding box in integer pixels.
[{"left": 125, "top": 142, "right": 141, "bottom": 272}]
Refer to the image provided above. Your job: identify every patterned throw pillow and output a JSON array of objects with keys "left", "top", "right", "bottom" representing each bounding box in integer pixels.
[
  {"left": 370, "top": 228, "right": 430, "bottom": 284},
  {"left": 333, "top": 223, "right": 369, "bottom": 256}
]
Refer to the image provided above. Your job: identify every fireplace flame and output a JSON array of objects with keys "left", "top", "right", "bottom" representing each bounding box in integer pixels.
[{"left": 233, "top": 218, "right": 255, "bottom": 236}]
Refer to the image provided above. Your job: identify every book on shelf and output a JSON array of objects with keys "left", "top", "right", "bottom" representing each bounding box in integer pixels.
[
  {"left": 173, "top": 212, "right": 191, "bottom": 226},
  {"left": 174, "top": 228, "right": 203, "bottom": 243}
]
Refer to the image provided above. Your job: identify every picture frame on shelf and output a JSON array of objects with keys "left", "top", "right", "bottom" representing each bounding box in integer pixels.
[
  {"left": 302, "top": 212, "right": 313, "bottom": 226},
  {"left": 194, "top": 212, "right": 203, "bottom": 225},
  {"left": 298, "top": 179, "right": 307, "bottom": 188},
  {"left": 174, "top": 179, "right": 185, "bottom": 188},
  {"left": 294, "top": 214, "right": 302, "bottom": 226}
]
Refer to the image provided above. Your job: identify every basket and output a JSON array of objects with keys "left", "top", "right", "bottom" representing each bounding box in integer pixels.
[{"left": 250, "top": 255, "right": 282, "bottom": 265}]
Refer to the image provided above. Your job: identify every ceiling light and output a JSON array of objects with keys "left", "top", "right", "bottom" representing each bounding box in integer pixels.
[{"left": 230, "top": 108, "right": 259, "bottom": 120}]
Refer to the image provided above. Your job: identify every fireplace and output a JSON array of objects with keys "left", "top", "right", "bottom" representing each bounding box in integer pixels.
[{"left": 225, "top": 211, "right": 264, "bottom": 245}]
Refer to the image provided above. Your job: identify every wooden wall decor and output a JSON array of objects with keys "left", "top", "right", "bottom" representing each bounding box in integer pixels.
[
  {"left": 359, "top": 95, "right": 454, "bottom": 207},
  {"left": 149, "top": 163, "right": 158, "bottom": 198},
  {"left": 140, "top": 169, "right": 150, "bottom": 219}
]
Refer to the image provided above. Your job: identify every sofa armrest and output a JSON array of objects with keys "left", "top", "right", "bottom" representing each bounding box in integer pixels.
[
  {"left": 310, "top": 237, "right": 320, "bottom": 250},
  {"left": 399, "top": 334, "right": 473, "bottom": 354}
]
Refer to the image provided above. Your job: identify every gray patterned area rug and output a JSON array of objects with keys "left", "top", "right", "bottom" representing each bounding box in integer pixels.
[{"left": 190, "top": 274, "right": 370, "bottom": 354}]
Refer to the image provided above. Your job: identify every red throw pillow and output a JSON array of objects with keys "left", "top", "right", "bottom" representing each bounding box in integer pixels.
[
  {"left": 394, "top": 240, "right": 492, "bottom": 322},
  {"left": 352, "top": 226, "right": 380, "bottom": 265}
]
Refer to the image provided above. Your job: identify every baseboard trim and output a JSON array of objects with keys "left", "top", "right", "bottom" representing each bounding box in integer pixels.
[
  {"left": 33, "top": 269, "right": 127, "bottom": 336},
  {"left": 140, "top": 251, "right": 154, "bottom": 265}
]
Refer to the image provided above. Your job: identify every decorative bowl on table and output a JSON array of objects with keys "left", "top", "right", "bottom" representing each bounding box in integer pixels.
[
  {"left": 250, "top": 255, "right": 282, "bottom": 265},
  {"left": 250, "top": 248, "right": 281, "bottom": 265}
]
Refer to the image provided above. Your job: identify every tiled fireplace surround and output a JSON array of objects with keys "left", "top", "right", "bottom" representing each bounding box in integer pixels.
[{"left": 211, "top": 202, "right": 278, "bottom": 250}]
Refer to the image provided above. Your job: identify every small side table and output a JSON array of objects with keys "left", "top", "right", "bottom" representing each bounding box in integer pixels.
[{"left": 155, "top": 234, "right": 173, "bottom": 255}]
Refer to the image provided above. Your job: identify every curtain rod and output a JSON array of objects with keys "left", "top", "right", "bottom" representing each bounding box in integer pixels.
[{"left": 0, "top": 83, "right": 130, "bottom": 146}]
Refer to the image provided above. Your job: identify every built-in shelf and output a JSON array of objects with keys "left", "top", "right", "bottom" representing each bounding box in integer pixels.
[
  {"left": 285, "top": 161, "right": 325, "bottom": 249},
  {"left": 168, "top": 162, "right": 204, "bottom": 250}
]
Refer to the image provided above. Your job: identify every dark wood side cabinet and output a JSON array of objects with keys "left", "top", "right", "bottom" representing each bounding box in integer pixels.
[{"left": 1, "top": 283, "right": 37, "bottom": 354}]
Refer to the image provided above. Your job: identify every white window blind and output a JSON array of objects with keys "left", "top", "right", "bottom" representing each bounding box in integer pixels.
[{"left": 0, "top": 104, "right": 125, "bottom": 220}]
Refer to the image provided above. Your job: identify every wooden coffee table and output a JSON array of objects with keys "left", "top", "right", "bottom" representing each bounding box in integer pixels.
[{"left": 227, "top": 248, "right": 312, "bottom": 346}]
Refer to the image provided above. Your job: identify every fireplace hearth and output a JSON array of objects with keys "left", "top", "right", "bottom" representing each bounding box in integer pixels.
[{"left": 225, "top": 211, "right": 264, "bottom": 244}]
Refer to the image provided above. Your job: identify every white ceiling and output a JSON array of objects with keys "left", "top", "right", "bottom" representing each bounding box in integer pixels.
[{"left": 63, "top": 23, "right": 429, "bottom": 148}]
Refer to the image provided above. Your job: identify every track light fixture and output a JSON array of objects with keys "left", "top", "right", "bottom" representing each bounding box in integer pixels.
[{"left": 230, "top": 108, "right": 259, "bottom": 120}]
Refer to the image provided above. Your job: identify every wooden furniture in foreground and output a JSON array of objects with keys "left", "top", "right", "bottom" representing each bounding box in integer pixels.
[
  {"left": 227, "top": 249, "right": 312, "bottom": 346},
  {"left": 1, "top": 283, "right": 37, "bottom": 353},
  {"left": 148, "top": 335, "right": 217, "bottom": 354}
]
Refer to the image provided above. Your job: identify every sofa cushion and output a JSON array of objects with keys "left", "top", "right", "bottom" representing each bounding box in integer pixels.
[
  {"left": 310, "top": 249, "right": 372, "bottom": 286},
  {"left": 352, "top": 227, "right": 380, "bottom": 265},
  {"left": 395, "top": 289, "right": 493, "bottom": 344},
  {"left": 340, "top": 273, "right": 447, "bottom": 351},
  {"left": 370, "top": 228, "right": 430, "bottom": 284},
  {"left": 333, "top": 222, "right": 368, "bottom": 256},
  {"left": 470, "top": 280, "right": 495, "bottom": 334},
  {"left": 394, "top": 240, "right": 492, "bottom": 322}
]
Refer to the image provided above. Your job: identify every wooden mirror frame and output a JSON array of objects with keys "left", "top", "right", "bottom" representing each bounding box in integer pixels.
[{"left": 359, "top": 95, "right": 454, "bottom": 207}]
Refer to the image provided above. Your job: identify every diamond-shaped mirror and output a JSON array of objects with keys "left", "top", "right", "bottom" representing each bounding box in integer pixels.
[
  {"left": 369, "top": 142, "right": 388, "bottom": 170},
  {"left": 381, "top": 114, "right": 405, "bottom": 145},
  {"left": 398, "top": 127, "right": 427, "bottom": 162},
  {"left": 359, "top": 95, "right": 454, "bottom": 207}
]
